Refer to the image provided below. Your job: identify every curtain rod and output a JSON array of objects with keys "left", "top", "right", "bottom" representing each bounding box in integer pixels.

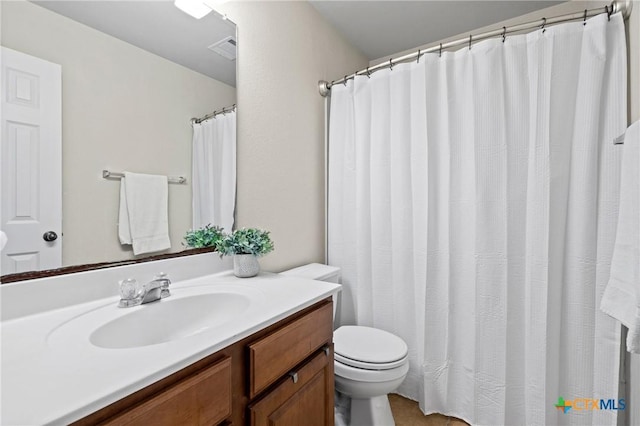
[
  {"left": 191, "top": 103, "right": 236, "bottom": 124},
  {"left": 318, "top": 0, "right": 632, "bottom": 97}
]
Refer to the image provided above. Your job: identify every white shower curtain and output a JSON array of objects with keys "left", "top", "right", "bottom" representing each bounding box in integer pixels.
[
  {"left": 192, "top": 110, "right": 236, "bottom": 232},
  {"left": 328, "top": 14, "right": 626, "bottom": 426}
]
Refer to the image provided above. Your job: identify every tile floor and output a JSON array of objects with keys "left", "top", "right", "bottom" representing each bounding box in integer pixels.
[{"left": 388, "top": 394, "right": 469, "bottom": 426}]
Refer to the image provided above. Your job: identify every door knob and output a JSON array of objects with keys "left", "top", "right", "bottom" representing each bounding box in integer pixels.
[{"left": 43, "top": 231, "right": 58, "bottom": 242}]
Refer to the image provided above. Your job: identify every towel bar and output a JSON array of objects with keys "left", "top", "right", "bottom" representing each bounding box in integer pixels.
[{"left": 102, "top": 170, "right": 187, "bottom": 184}]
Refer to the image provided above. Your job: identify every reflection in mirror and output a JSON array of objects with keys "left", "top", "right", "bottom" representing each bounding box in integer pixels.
[{"left": 0, "top": 0, "right": 237, "bottom": 279}]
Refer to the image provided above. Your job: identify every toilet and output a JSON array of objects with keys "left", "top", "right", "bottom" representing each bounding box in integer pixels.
[{"left": 281, "top": 263, "right": 409, "bottom": 426}]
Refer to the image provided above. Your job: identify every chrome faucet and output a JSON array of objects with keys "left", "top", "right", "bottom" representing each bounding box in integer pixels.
[{"left": 118, "top": 273, "right": 171, "bottom": 308}]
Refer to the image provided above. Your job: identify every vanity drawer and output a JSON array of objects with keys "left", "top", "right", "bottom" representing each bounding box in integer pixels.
[
  {"left": 248, "top": 301, "right": 332, "bottom": 397},
  {"left": 104, "top": 357, "right": 232, "bottom": 426}
]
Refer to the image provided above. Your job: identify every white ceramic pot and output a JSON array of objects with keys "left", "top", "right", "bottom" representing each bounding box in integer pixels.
[{"left": 233, "top": 254, "right": 260, "bottom": 278}]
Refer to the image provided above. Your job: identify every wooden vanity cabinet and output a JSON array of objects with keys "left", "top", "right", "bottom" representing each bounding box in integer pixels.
[
  {"left": 249, "top": 301, "right": 333, "bottom": 398},
  {"left": 248, "top": 301, "right": 334, "bottom": 426},
  {"left": 74, "top": 299, "right": 334, "bottom": 426},
  {"left": 101, "top": 357, "right": 232, "bottom": 426},
  {"left": 249, "top": 348, "right": 334, "bottom": 426}
]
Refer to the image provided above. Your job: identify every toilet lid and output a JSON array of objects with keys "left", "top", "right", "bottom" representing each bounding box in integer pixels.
[{"left": 334, "top": 326, "right": 408, "bottom": 369}]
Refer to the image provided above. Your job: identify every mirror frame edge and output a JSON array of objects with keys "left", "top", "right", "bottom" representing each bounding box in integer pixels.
[{"left": 0, "top": 247, "right": 217, "bottom": 284}]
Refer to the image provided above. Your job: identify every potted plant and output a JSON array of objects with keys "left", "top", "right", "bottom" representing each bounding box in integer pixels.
[
  {"left": 216, "top": 228, "right": 274, "bottom": 278},
  {"left": 183, "top": 224, "right": 225, "bottom": 248}
]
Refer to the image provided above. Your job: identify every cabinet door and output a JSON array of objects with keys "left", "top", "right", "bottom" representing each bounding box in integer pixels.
[
  {"left": 250, "top": 348, "right": 334, "bottom": 426},
  {"left": 104, "top": 357, "right": 232, "bottom": 426}
]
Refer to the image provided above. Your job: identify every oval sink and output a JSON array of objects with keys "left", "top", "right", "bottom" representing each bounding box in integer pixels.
[{"left": 90, "top": 293, "right": 250, "bottom": 349}]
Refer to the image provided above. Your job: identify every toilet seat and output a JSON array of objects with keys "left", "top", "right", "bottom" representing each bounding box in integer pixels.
[
  {"left": 334, "top": 325, "right": 409, "bottom": 371},
  {"left": 335, "top": 352, "right": 408, "bottom": 370},
  {"left": 334, "top": 356, "right": 410, "bottom": 383}
]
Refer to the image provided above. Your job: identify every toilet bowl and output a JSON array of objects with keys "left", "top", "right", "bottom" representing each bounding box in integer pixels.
[
  {"left": 333, "top": 325, "right": 409, "bottom": 425},
  {"left": 281, "top": 264, "right": 409, "bottom": 425}
]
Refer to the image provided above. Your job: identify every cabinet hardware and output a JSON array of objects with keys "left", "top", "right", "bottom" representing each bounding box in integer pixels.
[
  {"left": 323, "top": 346, "right": 330, "bottom": 356},
  {"left": 288, "top": 372, "right": 299, "bottom": 384}
]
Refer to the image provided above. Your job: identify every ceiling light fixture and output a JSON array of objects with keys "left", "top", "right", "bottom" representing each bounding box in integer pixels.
[{"left": 174, "top": 0, "right": 213, "bottom": 19}]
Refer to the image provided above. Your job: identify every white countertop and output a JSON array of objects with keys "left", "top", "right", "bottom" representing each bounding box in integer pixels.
[{"left": 1, "top": 271, "right": 340, "bottom": 425}]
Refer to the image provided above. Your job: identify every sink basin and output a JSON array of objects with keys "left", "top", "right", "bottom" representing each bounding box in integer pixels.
[
  {"left": 90, "top": 293, "right": 251, "bottom": 349},
  {"left": 46, "top": 284, "right": 262, "bottom": 351}
]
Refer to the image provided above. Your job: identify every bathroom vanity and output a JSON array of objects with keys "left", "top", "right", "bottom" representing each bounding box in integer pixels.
[
  {"left": 0, "top": 253, "right": 340, "bottom": 425},
  {"left": 76, "top": 300, "right": 334, "bottom": 425}
]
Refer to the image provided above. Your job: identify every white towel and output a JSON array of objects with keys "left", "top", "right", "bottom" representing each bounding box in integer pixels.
[
  {"left": 118, "top": 172, "right": 171, "bottom": 256},
  {"left": 601, "top": 120, "right": 640, "bottom": 353}
]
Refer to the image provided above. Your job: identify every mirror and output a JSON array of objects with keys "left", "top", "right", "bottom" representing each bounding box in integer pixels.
[{"left": 0, "top": 0, "right": 237, "bottom": 279}]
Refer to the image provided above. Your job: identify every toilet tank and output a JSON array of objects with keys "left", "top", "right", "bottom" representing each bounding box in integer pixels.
[
  {"left": 280, "top": 263, "right": 341, "bottom": 328},
  {"left": 280, "top": 263, "right": 341, "bottom": 283}
]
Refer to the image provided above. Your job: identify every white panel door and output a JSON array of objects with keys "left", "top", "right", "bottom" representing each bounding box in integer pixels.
[{"left": 1, "top": 47, "right": 62, "bottom": 274}]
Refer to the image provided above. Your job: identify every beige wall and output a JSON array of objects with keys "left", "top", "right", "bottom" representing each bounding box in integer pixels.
[
  {"left": 1, "top": 1, "right": 236, "bottom": 266},
  {"left": 216, "top": 1, "right": 368, "bottom": 272}
]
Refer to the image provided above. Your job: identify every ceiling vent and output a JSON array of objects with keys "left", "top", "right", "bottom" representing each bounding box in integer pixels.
[{"left": 208, "top": 36, "right": 236, "bottom": 61}]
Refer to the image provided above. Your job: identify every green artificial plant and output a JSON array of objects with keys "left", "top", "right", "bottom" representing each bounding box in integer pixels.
[
  {"left": 216, "top": 228, "right": 274, "bottom": 257},
  {"left": 184, "top": 224, "right": 225, "bottom": 248}
]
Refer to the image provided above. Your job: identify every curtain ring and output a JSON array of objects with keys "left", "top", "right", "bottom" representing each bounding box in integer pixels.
[
  {"left": 468, "top": 34, "right": 472, "bottom": 50},
  {"left": 439, "top": 43, "right": 443, "bottom": 57},
  {"left": 343, "top": 76, "right": 348, "bottom": 86},
  {"left": 502, "top": 26, "right": 506, "bottom": 43},
  {"left": 606, "top": 4, "right": 612, "bottom": 21},
  {"left": 366, "top": 67, "right": 371, "bottom": 78},
  {"left": 583, "top": 9, "right": 588, "bottom": 25},
  {"left": 417, "top": 49, "right": 421, "bottom": 64},
  {"left": 389, "top": 58, "right": 393, "bottom": 70},
  {"left": 541, "top": 17, "right": 546, "bottom": 33}
]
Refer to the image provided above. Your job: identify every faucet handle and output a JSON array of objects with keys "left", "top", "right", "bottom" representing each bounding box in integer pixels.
[
  {"left": 119, "top": 278, "right": 141, "bottom": 299},
  {"left": 118, "top": 278, "right": 143, "bottom": 308},
  {"left": 156, "top": 272, "right": 171, "bottom": 298}
]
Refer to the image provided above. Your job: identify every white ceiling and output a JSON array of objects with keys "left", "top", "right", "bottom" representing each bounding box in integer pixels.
[
  {"left": 310, "top": 0, "right": 565, "bottom": 60},
  {"left": 32, "top": 1, "right": 237, "bottom": 87},
  {"left": 31, "top": 1, "right": 566, "bottom": 86}
]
